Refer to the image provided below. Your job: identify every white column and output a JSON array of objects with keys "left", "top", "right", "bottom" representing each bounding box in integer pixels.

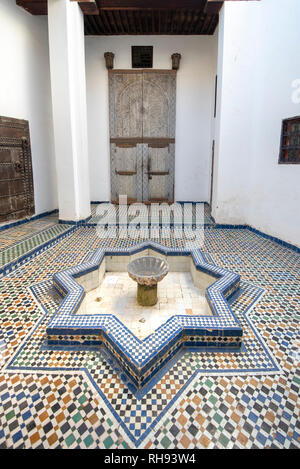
[{"left": 48, "top": 0, "right": 91, "bottom": 221}]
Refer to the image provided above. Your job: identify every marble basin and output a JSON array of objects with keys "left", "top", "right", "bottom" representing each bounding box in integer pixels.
[
  {"left": 128, "top": 256, "right": 169, "bottom": 306},
  {"left": 127, "top": 256, "right": 169, "bottom": 286}
]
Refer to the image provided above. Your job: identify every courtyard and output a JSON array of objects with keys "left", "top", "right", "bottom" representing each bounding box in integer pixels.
[{"left": 0, "top": 0, "right": 299, "bottom": 452}]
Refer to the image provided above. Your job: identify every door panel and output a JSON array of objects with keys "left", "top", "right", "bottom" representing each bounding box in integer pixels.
[
  {"left": 0, "top": 117, "right": 34, "bottom": 222},
  {"left": 143, "top": 144, "right": 174, "bottom": 202},
  {"left": 109, "top": 71, "right": 143, "bottom": 138},
  {"left": 110, "top": 143, "right": 143, "bottom": 203},
  {"left": 109, "top": 71, "right": 143, "bottom": 202},
  {"left": 142, "top": 71, "right": 176, "bottom": 139}
]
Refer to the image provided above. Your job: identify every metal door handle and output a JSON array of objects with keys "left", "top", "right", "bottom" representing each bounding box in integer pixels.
[
  {"left": 147, "top": 155, "right": 152, "bottom": 179},
  {"left": 146, "top": 171, "right": 170, "bottom": 176},
  {"left": 21, "top": 137, "right": 29, "bottom": 147}
]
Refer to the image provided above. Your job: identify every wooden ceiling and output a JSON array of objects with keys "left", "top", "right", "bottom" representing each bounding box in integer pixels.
[{"left": 16, "top": 0, "right": 225, "bottom": 35}]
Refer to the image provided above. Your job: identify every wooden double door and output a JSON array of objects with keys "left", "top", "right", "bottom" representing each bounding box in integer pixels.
[
  {"left": 0, "top": 116, "right": 34, "bottom": 222},
  {"left": 109, "top": 69, "right": 177, "bottom": 204}
]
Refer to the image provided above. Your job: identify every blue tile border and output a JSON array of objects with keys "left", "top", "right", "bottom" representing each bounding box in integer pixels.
[
  {"left": 90, "top": 201, "right": 110, "bottom": 204},
  {"left": 214, "top": 224, "right": 300, "bottom": 253},
  {"left": 247, "top": 225, "right": 300, "bottom": 253},
  {"left": 58, "top": 216, "right": 92, "bottom": 225},
  {"left": 0, "top": 209, "right": 58, "bottom": 232},
  {"left": 0, "top": 201, "right": 298, "bottom": 253}
]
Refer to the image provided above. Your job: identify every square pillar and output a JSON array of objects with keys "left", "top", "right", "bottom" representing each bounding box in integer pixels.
[{"left": 48, "top": 0, "right": 91, "bottom": 222}]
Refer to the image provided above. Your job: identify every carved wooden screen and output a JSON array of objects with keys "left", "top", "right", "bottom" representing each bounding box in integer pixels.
[
  {"left": 0, "top": 116, "right": 34, "bottom": 222},
  {"left": 109, "top": 69, "right": 176, "bottom": 203}
]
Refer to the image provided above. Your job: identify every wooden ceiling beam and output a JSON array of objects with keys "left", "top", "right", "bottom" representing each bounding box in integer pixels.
[
  {"left": 16, "top": 0, "right": 237, "bottom": 35},
  {"left": 16, "top": 0, "right": 99, "bottom": 15},
  {"left": 151, "top": 10, "right": 155, "bottom": 34},
  {"left": 16, "top": 0, "right": 47, "bottom": 15},
  {"left": 204, "top": 1, "right": 224, "bottom": 15},
  {"left": 101, "top": 10, "right": 113, "bottom": 33},
  {"left": 95, "top": 0, "right": 210, "bottom": 10},
  {"left": 122, "top": 10, "right": 130, "bottom": 33},
  {"left": 94, "top": 10, "right": 106, "bottom": 31},
  {"left": 16, "top": 0, "right": 259, "bottom": 17},
  {"left": 70, "top": 1, "right": 99, "bottom": 15}
]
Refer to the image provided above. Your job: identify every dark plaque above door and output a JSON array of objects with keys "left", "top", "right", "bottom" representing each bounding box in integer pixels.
[{"left": 132, "top": 46, "right": 153, "bottom": 68}]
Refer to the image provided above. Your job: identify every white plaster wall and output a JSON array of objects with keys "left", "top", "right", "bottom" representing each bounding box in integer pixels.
[
  {"left": 247, "top": 0, "right": 300, "bottom": 247},
  {"left": 85, "top": 35, "right": 218, "bottom": 202},
  {"left": 213, "top": 0, "right": 300, "bottom": 247},
  {"left": 0, "top": 0, "right": 57, "bottom": 214}
]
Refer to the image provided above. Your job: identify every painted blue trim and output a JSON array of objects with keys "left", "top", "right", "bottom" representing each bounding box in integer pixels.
[
  {"left": 91, "top": 201, "right": 110, "bottom": 204},
  {"left": 214, "top": 223, "right": 300, "bottom": 253},
  {"left": 176, "top": 201, "right": 209, "bottom": 205},
  {"left": 58, "top": 215, "right": 92, "bottom": 225},
  {"left": 247, "top": 226, "right": 300, "bottom": 253},
  {"left": 214, "top": 224, "right": 247, "bottom": 230}
]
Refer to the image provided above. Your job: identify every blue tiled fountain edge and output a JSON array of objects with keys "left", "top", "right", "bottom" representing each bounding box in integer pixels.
[{"left": 45, "top": 241, "right": 243, "bottom": 388}]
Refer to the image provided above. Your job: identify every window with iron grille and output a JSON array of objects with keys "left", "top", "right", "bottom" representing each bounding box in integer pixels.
[{"left": 279, "top": 116, "right": 300, "bottom": 164}]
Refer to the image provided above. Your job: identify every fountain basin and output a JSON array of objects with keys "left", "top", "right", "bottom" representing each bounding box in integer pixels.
[{"left": 127, "top": 256, "right": 169, "bottom": 306}]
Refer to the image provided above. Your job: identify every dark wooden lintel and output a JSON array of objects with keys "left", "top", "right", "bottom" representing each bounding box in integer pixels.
[
  {"left": 204, "top": 1, "right": 224, "bottom": 15},
  {"left": 16, "top": 0, "right": 47, "bottom": 15},
  {"left": 96, "top": 1, "right": 216, "bottom": 10}
]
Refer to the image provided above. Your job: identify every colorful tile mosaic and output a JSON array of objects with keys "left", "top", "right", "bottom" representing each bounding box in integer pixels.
[
  {"left": 0, "top": 212, "right": 58, "bottom": 245},
  {"left": 0, "top": 221, "right": 73, "bottom": 278},
  {"left": 0, "top": 213, "right": 299, "bottom": 448}
]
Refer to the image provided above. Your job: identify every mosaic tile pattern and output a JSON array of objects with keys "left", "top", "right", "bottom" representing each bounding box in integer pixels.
[
  {"left": 0, "top": 219, "right": 299, "bottom": 448},
  {"left": 0, "top": 225, "right": 72, "bottom": 267},
  {"left": 0, "top": 213, "right": 58, "bottom": 249}
]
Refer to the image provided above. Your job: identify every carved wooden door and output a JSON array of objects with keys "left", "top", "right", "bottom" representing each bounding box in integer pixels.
[
  {"left": 142, "top": 70, "right": 176, "bottom": 203},
  {"left": 0, "top": 116, "right": 34, "bottom": 222},
  {"left": 109, "top": 71, "right": 143, "bottom": 203},
  {"left": 109, "top": 69, "right": 176, "bottom": 203}
]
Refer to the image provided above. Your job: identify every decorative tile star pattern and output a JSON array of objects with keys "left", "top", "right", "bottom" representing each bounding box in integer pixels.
[{"left": 0, "top": 205, "right": 299, "bottom": 449}]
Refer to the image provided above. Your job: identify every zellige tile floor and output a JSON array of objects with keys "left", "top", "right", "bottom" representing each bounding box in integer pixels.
[{"left": 0, "top": 204, "right": 299, "bottom": 449}]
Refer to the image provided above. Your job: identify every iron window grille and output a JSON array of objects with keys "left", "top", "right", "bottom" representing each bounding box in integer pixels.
[{"left": 279, "top": 116, "right": 300, "bottom": 164}]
